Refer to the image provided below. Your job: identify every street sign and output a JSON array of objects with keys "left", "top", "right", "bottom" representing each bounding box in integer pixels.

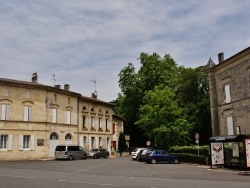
[{"left": 195, "top": 133, "right": 199, "bottom": 140}]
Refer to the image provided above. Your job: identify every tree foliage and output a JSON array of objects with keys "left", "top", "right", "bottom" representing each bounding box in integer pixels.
[
  {"left": 115, "top": 52, "right": 211, "bottom": 147},
  {"left": 118, "top": 132, "right": 127, "bottom": 153}
]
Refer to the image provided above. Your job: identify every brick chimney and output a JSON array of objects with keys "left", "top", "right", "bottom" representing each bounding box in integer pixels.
[
  {"left": 31, "top": 72, "right": 38, "bottom": 83},
  {"left": 218, "top": 52, "right": 224, "bottom": 64},
  {"left": 64, "top": 84, "right": 70, "bottom": 91}
]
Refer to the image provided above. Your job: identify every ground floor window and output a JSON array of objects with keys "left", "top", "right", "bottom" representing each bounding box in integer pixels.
[
  {"left": 0, "top": 135, "right": 8, "bottom": 149},
  {"left": 23, "top": 135, "right": 30, "bottom": 149}
]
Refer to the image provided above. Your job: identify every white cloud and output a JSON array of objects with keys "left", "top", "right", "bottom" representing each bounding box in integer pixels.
[{"left": 1, "top": 0, "right": 250, "bottom": 101}]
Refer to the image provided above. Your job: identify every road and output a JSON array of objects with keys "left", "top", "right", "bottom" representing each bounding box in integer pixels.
[{"left": 0, "top": 157, "right": 249, "bottom": 188}]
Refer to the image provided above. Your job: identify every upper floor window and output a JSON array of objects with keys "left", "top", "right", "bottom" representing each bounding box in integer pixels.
[
  {"left": 82, "top": 116, "right": 86, "bottom": 128},
  {"left": 226, "top": 116, "right": 234, "bottom": 135},
  {"left": 105, "top": 119, "right": 109, "bottom": 130},
  {"left": 66, "top": 111, "right": 71, "bottom": 124},
  {"left": 91, "top": 117, "right": 95, "bottom": 128},
  {"left": 224, "top": 84, "right": 231, "bottom": 103},
  {"left": 2, "top": 88, "right": 8, "bottom": 97},
  {"left": 24, "top": 106, "right": 32, "bottom": 121},
  {"left": 1, "top": 104, "right": 9, "bottom": 120},
  {"left": 99, "top": 118, "right": 102, "bottom": 129},
  {"left": 26, "top": 90, "right": 31, "bottom": 98},
  {"left": 54, "top": 94, "right": 57, "bottom": 102},
  {"left": 52, "top": 109, "right": 57, "bottom": 123},
  {"left": 68, "top": 97, "right": 70, "bottom": 104}
]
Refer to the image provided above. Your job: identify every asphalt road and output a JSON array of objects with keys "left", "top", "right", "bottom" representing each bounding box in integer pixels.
[{"left": 0, "top": 156, "right": 249, "bottom": 188}]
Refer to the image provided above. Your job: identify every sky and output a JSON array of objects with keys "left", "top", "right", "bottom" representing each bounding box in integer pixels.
[{"left": 1, "top": 0, "right": 250, "bottom": 102}]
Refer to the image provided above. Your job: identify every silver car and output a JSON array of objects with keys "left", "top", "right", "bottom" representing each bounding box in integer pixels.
[
  {"left": 55, "top": 145, "right": 88, "bottom": 160},
  {"left": 131, "top": 148, "right": 147, "bottom": 160}
]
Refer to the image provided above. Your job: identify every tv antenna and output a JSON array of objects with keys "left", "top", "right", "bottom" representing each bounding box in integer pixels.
[
  {"left": 48, "top": 73, "right": 56, "bottom": 86},
  {"left": 90, "top": 79, "right": 98, "bottom": 95}
]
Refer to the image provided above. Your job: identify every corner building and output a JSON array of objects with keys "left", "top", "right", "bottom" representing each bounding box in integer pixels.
[{"left": 0, "top": 75, "right": 114, "bottom": 160}]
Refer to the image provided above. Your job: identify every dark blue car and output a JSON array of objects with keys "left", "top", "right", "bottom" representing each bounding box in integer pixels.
[{"left": 145, "top": 150, "right": 179, "bottom": 164}]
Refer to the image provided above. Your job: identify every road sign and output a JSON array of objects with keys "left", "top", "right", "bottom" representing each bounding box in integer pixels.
[
  {"left": 195, "top": 133, "right": 199, "bottom": 140},
  {"left": 146, "top": 141, "right": 151, "bottom": 147}
]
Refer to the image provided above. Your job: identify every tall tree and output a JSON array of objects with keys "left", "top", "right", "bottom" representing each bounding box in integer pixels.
[
  {"left": 135, "top": 86, "right": 191, "bottom": 149},
  {"left": 118, "top": 132, "right": 127, "bottom": 154}
]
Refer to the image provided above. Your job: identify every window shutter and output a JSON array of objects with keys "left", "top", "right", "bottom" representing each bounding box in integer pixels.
[
  {"left": 8, "top": 135, "right": 13, "bottom": 150},
  {"left": 29, "top": 107, "right": 32, "bottom": 121},
  {"left": 24, "top": 106, "right": 28, "bottom": 121},
  {"left": 79, "top": 136, "right": 83, "bottom": 148},
  {"left": 19, "top": 135, "right": 23, "bottom": 150},
  {"left": 227, "top": 116, "right": 234, "bottom": 135},
  {"left": 6, "top": 105, "right": 9, "bottom": 120},
  {"left": 1, "top": 105, "right": 5, "bottom": 120},
  {"left": 66, "top": 111, "right": 71, "bottom": 124},
  {"left": 30, "top": 135, "right": 35, "bottom": 150},
  {"left": 52, "top": 109, "right": 57, "bottom": 123}
]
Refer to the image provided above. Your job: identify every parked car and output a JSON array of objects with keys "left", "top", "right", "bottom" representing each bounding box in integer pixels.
[
  {"left": 55, "top": 145, "right": 88, "bottom": 160},
  {"left": 145, "top": 150, "right": 179, "bottom": 164},
  {"left": 131, "top": 148, "right": 147, "bottom": 160},
  {"left": 137, "top": 149, "right": 153, "bottom": 162},
  {"left": 88, "top": 148, "right": 109, "bottom": 159}
]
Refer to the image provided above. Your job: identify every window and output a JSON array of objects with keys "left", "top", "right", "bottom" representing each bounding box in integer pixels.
[
  {"left": 54, "top": 94, "right": 57, "bottom": 102},
  {"left": 52, "top": 109, "right": 57, "bottom": 123},
  {"left": 19, "top": 135, "right": 34, "bottom": 150},
  {"left": 82, "top": 116, "right": 86, "bottom": 128},
  {"left": 66, "top": 111, "right": 71, "bottom": 124},
  {"left": 68, "top": 97, "right": 70, "bottom": 104},
  {"left": 1, "top": 104, "right": 9, "bottom": 120},
  {"left": 26, "top": 90, "right": 31, "bottom": 98},
  {"left": 99, "top": 118, "right": 102, "bottom": 129},
  {"left": 24, "top": 106, "right": 32, "bottom": 121},
  {"left": 0, "top": 135, "right": 8, "bottom": 149},
  {"left": 3, "top": 88, "right": 8, "bottom": 97},
  {"left": 91, "top": 117, "right": 95, "bottom": 128},
  {"left": 224, "top": 84, "right": 231, "bottom": 103},
  {"left": 105, "top": 119, "right": 109, "bottom": 130},
  {"left": 99, "top": 137, "right": 102, "bottom": 147},
  {"left": 227, "top": 116, "right": 234, "bottom": 135}
]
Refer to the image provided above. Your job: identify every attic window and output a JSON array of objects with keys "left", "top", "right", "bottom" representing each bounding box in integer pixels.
[
  {"left": 99, "top": 109, "right": 102, "bottom": 113},
  {"left": 106, "top": 110, "right": 109, "bottom": 114},
  {"left": 83, "top": 106, "right": 87, "bottom": 110},
  {"left": 91, "top": 108, "right": 94, "bottom": 112}
]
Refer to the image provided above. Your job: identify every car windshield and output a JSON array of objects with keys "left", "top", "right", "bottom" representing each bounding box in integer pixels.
[{"left": 90, "top": 149, "right": 99, "bottom": 152}]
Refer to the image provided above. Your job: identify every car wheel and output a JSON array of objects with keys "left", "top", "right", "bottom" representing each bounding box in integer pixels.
[
  {"left": 69, "top": 155, "right": 73, "bottom": 160},
  {"left": 132, "top": 158, "right": 136, "bottom": 161},
  {"left": 93, "top": 155, "right": 97, "bottom": 159},
  {"left": 173, "top": 158, "right": 179, "bottom": 164},
  {"left": 151, "top": 159, "right": 157, "bottom": 164},
  {"left": 105, "top": 154, "right": 109, "bottom": 158},
  {"left": 83, "top": 155, "right": 87, "bottom": 160}
]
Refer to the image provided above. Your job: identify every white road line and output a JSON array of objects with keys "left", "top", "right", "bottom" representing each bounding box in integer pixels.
[
  {"left": 58, "top": 179, "right": 120, "bottom": 187},
  {"left": 0, "top": 175, "right": 34, "bottom": 179}
]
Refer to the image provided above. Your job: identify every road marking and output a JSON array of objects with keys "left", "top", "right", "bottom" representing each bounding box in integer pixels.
[
  {"left": 0, "top": 175, "right": 34, "bottom": 179},
  {"left": 58, "top": 179, "right": 120, "bottom": 186}
]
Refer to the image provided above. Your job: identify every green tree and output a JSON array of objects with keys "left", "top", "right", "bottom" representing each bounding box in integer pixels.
[
  {"left": 175, "top": 66, "right": 211, "bottom": 145},
  {"left": 118, "top": 132, "right": 127, "bottom": 155},
  {"left": 136, "top": 86, "right": 191, "bottom": 149}
]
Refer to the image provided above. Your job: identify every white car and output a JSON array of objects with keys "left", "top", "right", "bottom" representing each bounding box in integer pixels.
[{"left": 131, "top": 148, "right": 147, "bottom": 160}]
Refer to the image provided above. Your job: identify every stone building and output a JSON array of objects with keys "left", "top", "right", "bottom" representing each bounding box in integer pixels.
[
  {"left": 0, "top": 74, "right": 125, "bottom": 161},
  {"left": 204, "top": 46, "right": 250, "bottom": 136}
]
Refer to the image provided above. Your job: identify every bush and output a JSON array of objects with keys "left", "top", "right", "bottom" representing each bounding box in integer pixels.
[{"left": 169, "top": 145, "right": 209, "bottom": 156}]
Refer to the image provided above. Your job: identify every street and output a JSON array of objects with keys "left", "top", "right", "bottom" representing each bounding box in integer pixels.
[{"left": 0, "top": 157, "right": 249, "bottom": 188}]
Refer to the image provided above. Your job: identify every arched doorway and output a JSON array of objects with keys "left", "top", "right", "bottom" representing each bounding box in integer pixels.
[
  {"left": 49, "top": 132, "right": 59, "bottom": 157},
  {"left": 65, "top": 133, "right": 73, "bottom": 145}
]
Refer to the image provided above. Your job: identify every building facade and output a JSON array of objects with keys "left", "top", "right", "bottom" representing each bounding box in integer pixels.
[
  {"left": 204, "top": 47, "right": 250, "bottom": 136},
  {"left": 0, "top": 74, "right": 122, "bottom": 161}
]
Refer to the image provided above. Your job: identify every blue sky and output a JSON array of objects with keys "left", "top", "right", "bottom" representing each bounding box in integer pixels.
[{"left": 1, "top": 0, "right": 250, "bottom": 102}]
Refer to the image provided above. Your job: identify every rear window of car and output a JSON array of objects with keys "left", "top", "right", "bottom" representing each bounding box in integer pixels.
[{"left": 55, "top": 146, "right": 66, "bottom": 151}]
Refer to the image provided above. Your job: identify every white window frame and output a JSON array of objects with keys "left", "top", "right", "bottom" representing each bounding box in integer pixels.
[
  {"left": 0, "top": 135, "right": 8, "bottom": 150},
  {"left": 99, "top": 137, "right": 102, "bottom": 148},
  {"left": 52, "top": 109, "right": 57, "bottom": 123},
  {"left": 224, "top": 84, "right": 231, "bottom": 103},
  {"left": 1, "top": 104, "right": 9, "bottom": 120},
  {"left": 226, "top": 116, "right": 234, "bottom": 135},
  {"left": 91, "top": 117, "right": 95, "bottom": 128},
  {"left": 19, "top": 135, "right": 34, "bottom": 150},
  {"left": 99, "top": 118, "right": 102, "bottom": 129},
  {"left": 106, "top": 119, "right": 109, "bottom": 130},
  {"left": 66, "top": 111, "right": 71, "bottom": 124},
  {"left": 24, "top": 106, "right": 32, "bottom": 121}
]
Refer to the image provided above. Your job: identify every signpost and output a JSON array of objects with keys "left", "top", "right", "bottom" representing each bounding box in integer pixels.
[{"left": 195, "top": 133, "right": 200, "bottom": 156}]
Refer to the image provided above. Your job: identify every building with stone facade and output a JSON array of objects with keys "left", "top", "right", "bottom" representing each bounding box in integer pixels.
[
  {"left": 0, "top": 74, "right": 127, "bottom": 161},
  {"left": 204, "top": 46, "right": 250, "bottom": 136}
]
